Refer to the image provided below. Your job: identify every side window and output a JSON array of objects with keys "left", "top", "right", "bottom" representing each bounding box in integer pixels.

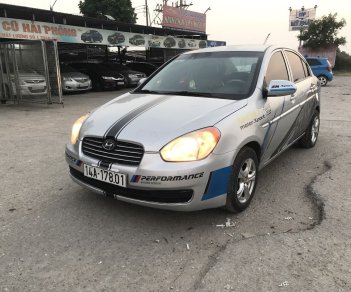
[
  {"left": 265, "top": 51, "right": 289, "bottom": 85},
  {"left": 302, "top": 60, "right": 311, "bottom": 77},
  {"left": 306, "top": 59, "right": 321, "bottom": 66},
  {"left": 285, "top": 51, "right": 306, "bottom": 82}
]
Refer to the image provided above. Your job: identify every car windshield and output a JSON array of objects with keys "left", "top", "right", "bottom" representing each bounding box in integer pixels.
[
  {"left": 137, "top": 51, "right": 263, "bottom": 99},
  {"left": 60, "top": 64, "right": 77, "bottom": 73}
]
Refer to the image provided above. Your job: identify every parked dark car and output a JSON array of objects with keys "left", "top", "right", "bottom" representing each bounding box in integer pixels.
[
  {"left": 305, "top": 56, "right": 333, "bottom": 86},
  {"left": 81, "top": 30, "right": 103, "bottom": 43},
  {"left": 164, "top": 37, "right": 176, "bottom": 48},
  {"left": 129, "top": 35, "right": 145, "bottom": 46},
  {"left": 125, "top": 62, "right": 158, "bottom": 77},
  {"left": 103, "top": 63, "right": 146, "bottom": 86},
  {"left": 108, "top": 32, "right": 125, "bottom": 45},
  {"left": 69, "top": 62, "right": 125, "bottom": 91}
]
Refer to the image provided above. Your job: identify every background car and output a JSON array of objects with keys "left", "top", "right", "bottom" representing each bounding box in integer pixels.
[
  {"left": 148, "top": 37, "right": 161, "bottom": 47},
  {"left": 104, "top": 62, "right": 146, "bottom": 86},
  {"left": 81, "top": 30, "right": 103, "bottom": 43},
  {"left": 60, "top": 63, "right": 92, "bottom": 93},
  {"left": 187, "top": 40, "right": 197, "bottom": 48},
  {"left": 125, "top": 62, "right": 158, "bottom": 77},
  {"left": 164, "top": 37, "right": 176, "bottom": 48},
  {"left": 108, "top": 32, "right": 125, "bottom": 45},
  {"left": 199, "top": 40, "right": 207, "bottom": 49},
  {"left": 69, "top": 62, "right": 125, "bottom": 91},
  {"left": 66, "top": 45, "right": 321, "bottom": 213},
  {"left": 129, "top": 35, "right": 145, "bottom": 46},
  {"left": 1, "top": 66, "right": 47, "bottom": 97},
  {"left": 178, "top": 39, "right": 186, "bottom": 48},
  {"left": 305, "top": 56, "right": 333, "bottom": 86}
]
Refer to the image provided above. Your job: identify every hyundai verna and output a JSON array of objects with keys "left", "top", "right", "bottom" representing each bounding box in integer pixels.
[{"left": 65, "top": 45, "right": 320, "bottom": 212}]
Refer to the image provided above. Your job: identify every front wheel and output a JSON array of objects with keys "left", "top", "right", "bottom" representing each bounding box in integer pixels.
[
  {"left": 299, "top": 110, "right": 320, "bottom": 148},
  {"left": 318, "top": 75, "right": 328, "bottom": 86},
  {"left": 225, "top": 147, "right": 258, "bottom": 213}
]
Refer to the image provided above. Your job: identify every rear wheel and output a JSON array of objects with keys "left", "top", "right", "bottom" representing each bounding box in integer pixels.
[
  {"left": 225, "top": 147, "right": 258, "bottom": 213},
  {"left": 318, "top": 75, "right": 328, "bottom": 86},
  {"left": 299, "top": 110, "right": 320, "bottom": 148}
]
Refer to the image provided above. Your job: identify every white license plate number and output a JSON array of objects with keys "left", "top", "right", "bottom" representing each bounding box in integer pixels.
[{"left": 83, "top": 164, "right": 127, "bottom": 187}]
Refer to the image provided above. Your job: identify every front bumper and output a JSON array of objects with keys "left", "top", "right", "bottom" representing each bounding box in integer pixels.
[
  {"left": 12, "top": 84, "right": 47, "bottom": 96},
  {"left": 65, "top": 142, "right": 234, "bottom": 211}
]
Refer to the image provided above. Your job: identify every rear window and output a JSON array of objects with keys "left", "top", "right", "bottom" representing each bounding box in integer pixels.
[{"left": 306, "top": 58, "right": 322, "bottom": 66}]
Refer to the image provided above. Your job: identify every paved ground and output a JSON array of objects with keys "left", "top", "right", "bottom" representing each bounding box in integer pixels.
[{"left": 0, "top": 77, "right": 350, "bottom": 291}]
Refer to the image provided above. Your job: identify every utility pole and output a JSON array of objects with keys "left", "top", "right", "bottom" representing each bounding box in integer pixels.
[{"left": 145, "top": 0, "right": 149, "bottom": 26}]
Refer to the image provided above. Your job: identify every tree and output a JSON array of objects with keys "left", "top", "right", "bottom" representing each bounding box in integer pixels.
[
  {"left": 298, "top": 13, "right": 346, "bottom": 49},
  {"left": 334, "top": 49, "right": 351, "bottom": 71},
  {"left": 79, "top": 0, "right": 137, "bottom": 24}
]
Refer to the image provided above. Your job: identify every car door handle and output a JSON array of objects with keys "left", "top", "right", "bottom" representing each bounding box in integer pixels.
[{"left": 290, "top": 94, "right": 297, "bottom": 101}]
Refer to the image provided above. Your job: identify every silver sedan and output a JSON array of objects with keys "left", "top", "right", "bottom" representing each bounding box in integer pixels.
[{"left": 65, "top": 45, "right": 320, "bottom": 212}]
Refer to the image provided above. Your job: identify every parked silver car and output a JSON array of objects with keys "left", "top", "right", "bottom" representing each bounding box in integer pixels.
[
  {"left": 66, "top": 45, "right": 320, "bottom": 212},
  {"left": 1, "top": 67, "right": 47, "bottom": 97},
  {"left": 60, "top": 64, "right": 92, "bottom": 93}
]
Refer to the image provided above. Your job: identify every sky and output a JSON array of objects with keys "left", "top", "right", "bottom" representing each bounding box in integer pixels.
[{"left": 2, "top": 0, "right": 351, "bottom": 53}]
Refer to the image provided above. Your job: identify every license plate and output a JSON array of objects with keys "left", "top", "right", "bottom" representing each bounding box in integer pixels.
[
  {"left": 83, "top": 164, "right": 127, "bottom": 187},
  {"left": 117, "top": 82, "right": 124, "bottom": 85},
  {"left": 33, "top": 85, "right": 44, "bottom": 90}
]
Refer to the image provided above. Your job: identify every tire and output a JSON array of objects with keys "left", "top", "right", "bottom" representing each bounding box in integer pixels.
[
  {"left": 299, "top": 110, "right": 320, "bottom": 148},
  {"left": 318, "top": 75, "right": 328, "bottom": 86},
  {"left": 225, "top": 147, "right": 259, "bottom": 213}
]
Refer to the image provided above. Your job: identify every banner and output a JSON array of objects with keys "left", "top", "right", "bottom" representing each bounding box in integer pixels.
[
  {"left": 289, "top": 8, "right": 316, "bottom": 31},
  {"left": 0, "top": 17, "right": 206, "bottom": 50},
  {"left": 162, "top": 6, "right": 206, "bottom": 33}
]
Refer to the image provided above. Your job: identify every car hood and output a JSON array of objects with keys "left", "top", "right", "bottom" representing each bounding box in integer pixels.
[
  {"left": 80, "top": 93, "right": 247, "bottom": 151},
  {"left": 62, "top": 72, "right": 89, "bottom": 79},
  {"left": 12, "top": 72, "right": 45, "bottom": 79}
]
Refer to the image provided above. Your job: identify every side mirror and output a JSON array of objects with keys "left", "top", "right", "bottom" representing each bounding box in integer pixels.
[
  {"left": 137, "top": 77, "right": 147, "bottom": 87},
  {"left": 266, "top": 80, "right": 297, "bottom": 97}
]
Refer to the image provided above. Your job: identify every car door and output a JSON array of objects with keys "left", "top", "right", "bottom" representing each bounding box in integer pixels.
[{"left": 259, "top": 50, "right": 305, "bottom": 165}]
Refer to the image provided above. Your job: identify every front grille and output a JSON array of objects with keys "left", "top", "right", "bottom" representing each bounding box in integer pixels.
[
  {"left": 82, "top": 137, "right": 144, "bottom": 166},
  {"left": 25, "top": 80, "right": 45, "bottom": 84},
  {"left": 70, "top": 167, "right": 193, "bottom": 203}
]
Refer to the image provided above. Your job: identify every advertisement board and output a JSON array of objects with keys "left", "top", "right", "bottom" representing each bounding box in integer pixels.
[
  {"left": 289, "top": 8, "right": 316, "bottom": 31},
  {"left": 0, "top": 17, "right": 206, "bottom": 50},
  {"left": 162, "top": 5, "right": 206, "bottom": 33}
]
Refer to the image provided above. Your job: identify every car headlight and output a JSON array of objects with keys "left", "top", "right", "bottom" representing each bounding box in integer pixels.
[
  {"left": 160, "top": 127, "right": 221, "bottom": 162},
  {"left": 102, "top": 76, "right": 115, "bottom": 80},
  {"left": 71, "top": 114, "right": 89, "bottom": 145},
  {"left": 128, "top": 74, "right": 140, "bottom": 78},
  {"left": 63, "top": 77, "right": 73, "bottom": 81}
]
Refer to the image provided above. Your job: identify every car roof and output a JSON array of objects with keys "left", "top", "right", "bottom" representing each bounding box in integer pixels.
[{"left": 183, "top": 45, "right": 294, "bottom": 55}]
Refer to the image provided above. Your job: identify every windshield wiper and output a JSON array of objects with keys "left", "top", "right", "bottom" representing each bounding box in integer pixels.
[
  {"left": 161, "top": 91, "right": 214, "bottom": 97},
  {"left": 134, "top": 89, "right": 162, "bottom": 94}
]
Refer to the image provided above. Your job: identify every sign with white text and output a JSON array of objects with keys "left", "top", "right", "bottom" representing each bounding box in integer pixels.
[{"left": 289, "top": 8, "right": 316, "bottom": 31}]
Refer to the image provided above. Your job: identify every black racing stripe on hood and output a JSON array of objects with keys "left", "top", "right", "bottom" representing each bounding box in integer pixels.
[{"left": 104, "top": 96, "right": 171, "bottom": 138}]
